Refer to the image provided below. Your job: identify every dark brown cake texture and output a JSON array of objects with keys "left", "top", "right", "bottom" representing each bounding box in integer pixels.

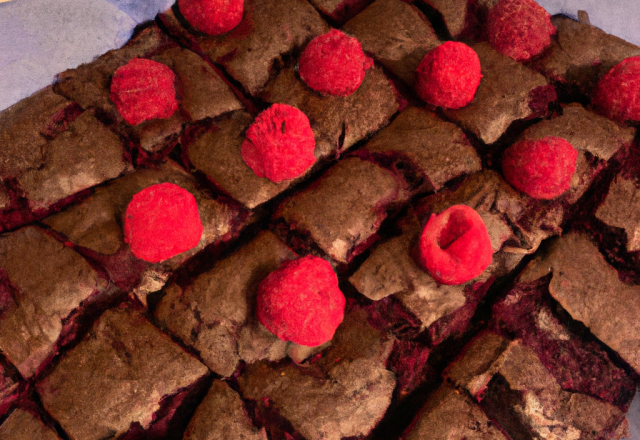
[{"left": 2, "top": 0, "right": 640, "bottom": 438}]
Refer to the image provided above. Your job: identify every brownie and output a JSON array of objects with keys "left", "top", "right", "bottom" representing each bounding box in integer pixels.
[
  {"left": 443, "top": 42, "right": 555, "bottom": 145},
  {"left": 260, "top": 65, "right": 399, "bottom": 158},
  {"left": 276, "top": 156, "right": 408, "bottom": 263},
  {"left": 343, "top": 0, "right": 441, "bottom": 87},
  {"left": 0, "top": 86, "right": 130, "bottom": 225},
  {"left": 358, "top": 106, "right": 481, "bottom": 193},
  {"left": 0, "top": 364, "right": 18, "bottom": 417},
  {"left": 161, "top": 0, "right": 330, "bottom": 96},
  {"left": 42, "top": 160, "right": 248, "bottom": 303},
  {"left": 0, "top": 408, "right": 61, "bottom": 440},
  {"left": 517, "top": 232, "right": 640, "bottom": 374},
  {"left": 423, "top": 0, "right": 475, "bottom": 38},
  {"left": 596, "top": 174, "right": 640, "bottom": 252},
  {"left": 308, "top": 0, "right": 374, "bottom": 24},
  {"left": 154, "top": 231, "right": 302, "bottom": 377},
  {"left": 445, "top": 332, "right": 628, "bottom": 440},
  {"left": 37, "top": 302, "right": 209, "bottom": 440},
  {"left": 183, "top": 380, "right": 266, "bottom": 440},
  {"left": 237, "top": 306, "right": 395, "bottom": 440},
  {"left": 402, "top": 383, "right": 508, "bottom": 440},
  {"left": 531, "top": 15, "right": 640, "bottom": 95},
  {"left": 492, "top": 277, "right": 636, "bottom": 409},
  {"left": 54, "top": 24, "right": 242, "bottom": 154},
  {"left": 0, "top": 226, "right": 111, "bottom": 378},
  {"left": 349, "top": 173, "right": 525, "bottom": 344}
]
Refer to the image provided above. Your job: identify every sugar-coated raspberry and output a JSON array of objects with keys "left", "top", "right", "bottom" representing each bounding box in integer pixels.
[
  {"left": 415, "top": 41, "right": 482, "bottom": 109},
  {"left": 241, "top": 104, "right": 316, "bottom": 183},
  {"left": 299, "top": 29, "right": 372, "bottom": 97},
  {"left": 178, "top": 0, "right": 244, "bottom": 36},
  {"left": 110, "top": 58, "right": 178, "bottom": 126},
  {"left": 502, "top": 136, "right": 578, "bottom": 200},
  {"left": 124, "top": 183, "right": 203, "bottom": 263},
  {"left": 418, "top": 205, "right": 493, "bottom": 285},
  {"left": 486, "top": 0, "right": 556, "bottom": 62},
  {"left": 593, "top": 56, "right": 640, "bottom": 123},
  {"left": 256, "top": 256, "right": 346, "bottom": 347}
]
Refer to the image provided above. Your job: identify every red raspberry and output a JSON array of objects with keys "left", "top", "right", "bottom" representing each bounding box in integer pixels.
[
  {"left": 241, "top": 104, "right": 316, "bottom": 183},
  {"left": 593, "top": 56, "right": 640, "bottom": 123},
  {"left": 502, "top": 136, "right": 578, "bottom": 200},
  {"left": 299, "top": 29, "right": 372, "bottom": 97},
  {"left": 124, "top": 183, "right": 203, "bottom": 263},
  {"left": 418, "top": 205, "right": 493, "bottom": 285},
  {"left": 415, "top": 41, "right": 482, "bottom": 109},
  {"left": 256, "top": 256, "right": 346, "bottom": 347},
  {"left": 178, "top": 0, "right": 244, "bottom": 36},
  {"left": 486, "top": 0, "right": 556, "bottom": 62},
  {"left": 110, "top": 58, "right": 178, "bottom": 126}
]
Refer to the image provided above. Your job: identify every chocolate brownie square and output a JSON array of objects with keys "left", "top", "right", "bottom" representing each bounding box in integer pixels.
[
  {"left": 183, "top": 380, "right": 266, "bottom": 440},
  {"left": 160, "top": 0, "right": 330, "bottom": 96},
  {"left": 358, "top": 106, "right": 481, "bottom": 193},
  {"left": 531, "top": 15, "right": 640, "bottom": 95},
  {"left": 444, "top": 333, "right": 629, "bottom": 440},
  {"left": 0, "top": 408, "right": 61, "bottom": 440},
  {"left": 492, "top": 275, "right": 636, "bottom": 409},
  {"left": 422, "top": 0, "right": 475, "bottom": 38},
  {"left": 42, "top": 160, "right": 249, "bottom": 303},
  {"left": 443, "top": 42, "right": 556, "bottom": 144},
  {"left": 54, "top": 24, "right": 243, "bottom": 154},
  {"left": 275, "top": 156, "right": 409, "bottom": 263},
  {"left": 402, "top": 383, "right": 508, "bottom": 440},
  {"left": 260, "top": 65, "right": 399, "bottom": 158},
  {"left": 343, "top": 0, "right": 441, "bottom": 87},
  {"left": 0, "top": 86, "right": 130, "bottom": 226},
  {"left": 237, "top": 305, "right": 395, "bottom": 440},
  {"left": 596, "top": 173, "right": 640, "bottom": 252},
  {"left": 0, "top": 226, "right": 111, "bottom": 378},
  {"left": 154, "top": 231, "right": 299, "bottom": 377},
  {"left": 517, "top": 232, "right": 640, "bottom": 374},
  {"left": 36, "top": 302, "right": 209, "bottom": 440},
  {"left": 308, "top": 0, "right": 374, "bottom": 24}
]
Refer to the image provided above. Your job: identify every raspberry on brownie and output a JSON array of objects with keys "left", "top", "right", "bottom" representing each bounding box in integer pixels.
[
  {"left": 178, "top": 0, "right": 244, "bottom": 36},
  {"left": 593, "top": 56, "right": 640, "bottom": 123}
]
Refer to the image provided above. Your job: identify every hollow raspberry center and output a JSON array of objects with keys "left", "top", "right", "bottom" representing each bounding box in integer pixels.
[{"left": 438, "top": 210, "right": 473, "bottom": 250}]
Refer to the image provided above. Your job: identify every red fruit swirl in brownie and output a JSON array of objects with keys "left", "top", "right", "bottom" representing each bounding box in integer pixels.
[
  {"left": 418, "top": 205, "right": 492, "bottom": 285},
  {"left": 241, "top": 103, "right": 316, "bottom": 183},
  {"left": 502, "top": 136, "right": 578, "bottom": 199},
  {"left": 299, "top": 29, "right": 372, "bottom": 97},
  {"left": 256, "top": 255, "right": 345, "bottom": 347},
  {"left": 486, "top": 0, "right": 556, "bottom": 62},
  {"left": 109, "top": 58, "right": 178, "bottom": 126},
  {"left": 178, "top": 0, "right": 244, "bottom": 36},
  {"left": 124, "top": 182, "right": 203, "bottom": 263},
  {"left": 593, "top": 56, "right": 640, "bottom": 123},
  {"left": 415, "top": 41, "right": 482, "bottom": 109}
]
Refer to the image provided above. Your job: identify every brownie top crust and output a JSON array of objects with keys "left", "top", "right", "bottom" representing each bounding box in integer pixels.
[
  {"left": 37, "top": 303, "right": 209, "bottom": 440},
  {"left": 0, "top": 408, "right": 62, "bottom": 440},
  {"left": 596, "top": 174, "right": 640, "bottom": 252},
  {"left": 519, "top": 232, "right": 640, "bottom": 374},
  {"left": 0, "top": 226, "right": 109, "bottom": 378},
  {"left": 343, "top": 0, "right": 441, "bottom": 87}
]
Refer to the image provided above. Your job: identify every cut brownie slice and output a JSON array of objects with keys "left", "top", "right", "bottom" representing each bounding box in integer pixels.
[
  {"left": 183, "top": 380, "right": 266, "bottom": 440},
  {"left": 358, "top": 106, "right": 481, "bottom": 194},
  {"left": 154, "top": 231, "right": 299, "bottom": 377},
  {"left": 596, "top": 173, "right": 640, "bottom": 252},
  {"left": 517, "top": 232, "right": 640, "bottom": 374},
  {"left": 443, "top": 42, "right": 556, "bottom": 145},
  {"left": 260, "top": 65, "right": 399, "bottom": 158},
  {"left": 531, "top": 15, "right": 640, "bottom": 95},
  {"left": 492, "top": 275, "right": 636, "bottom": 409},
  {"left": 402, "top": 383, "right": 508, "bottom": 440},
  {"left": 54, "top": 24, "right": 242, "bottom": 155},
  {"left": 343, "top": 0, "right": 441, "bottom": 87},
  {"left": 422, "top": 0, "right": 476, "bottom": 39},
  {"left": 275, "top": 156, "right": 409, "bottom": 263},
  {"left": 0, "top": 226, "right": 111, "bottom": 378},
  {"left": 445, "top": 332, "right": 629, "bottom": 440},
  {"left": 237, "top": 305, "right": 395, "bottom": 440},
  {"left": 160, "top": 0, "right": 330, "bottom": 96},
  {"left": 42, "top": 160, "right": 249, "bottom": 304},
  {"left": 308, "top": 0, "right": 374, "bottom": 24},
  {"left": 37, "top": 302, "right": 209, "bottom": 440},
  {"left": 0, "top": 408, "right": 62, "bottom": 440},
  {"left": 0, "top": 86, "right": 130, "bottom": 229}
]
